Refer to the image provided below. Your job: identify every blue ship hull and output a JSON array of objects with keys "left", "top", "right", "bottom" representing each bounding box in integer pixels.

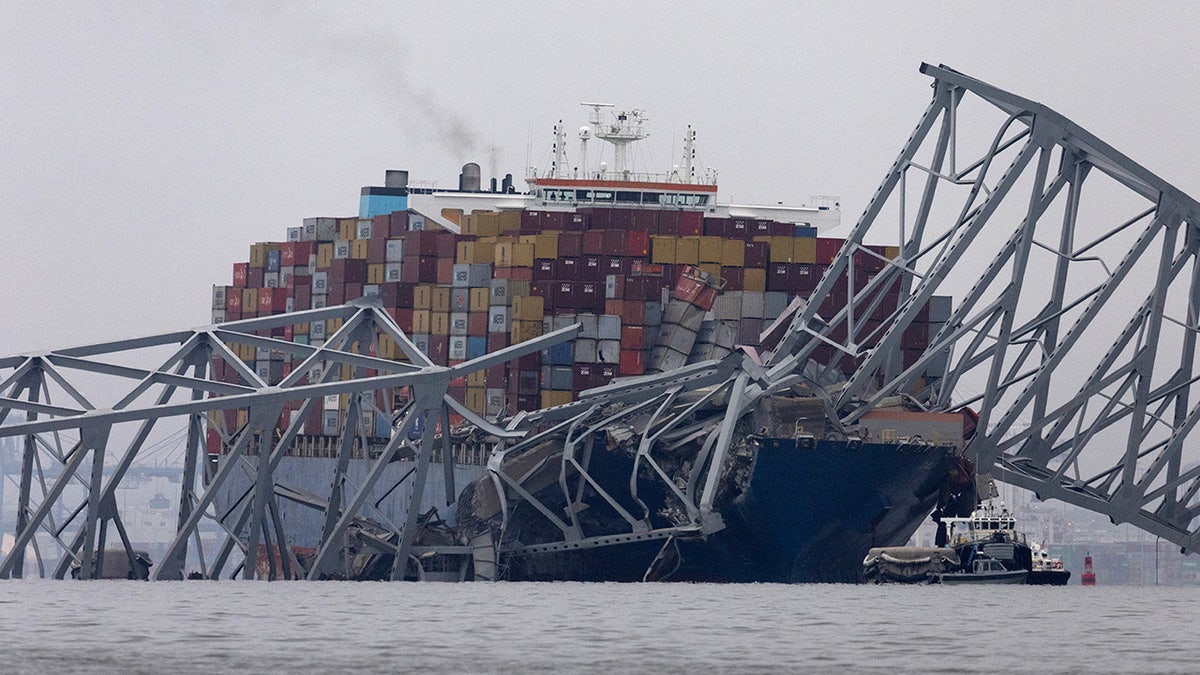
[{"left": 502, "top": 438, "right": 957, "bottom": 583}]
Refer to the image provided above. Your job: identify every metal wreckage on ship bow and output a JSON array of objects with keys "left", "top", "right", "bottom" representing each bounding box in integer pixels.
[{"left": 400, "top": 269, "right": 976, "bottom": 584}]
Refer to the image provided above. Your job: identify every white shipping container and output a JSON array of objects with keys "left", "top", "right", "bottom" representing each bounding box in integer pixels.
[
  {"left": 485, "top": 388, "right": 505, "bottom": 417},
  {"left": 311, "top": 321, "right": 327, "bottom": 340},
  {"left": 384, "top": 263, "right": 403, "bottom": 282},
  {"left": 385, "top": 239, "right": 404, "bottom": 262},
  {"left": 287, "top": 226, "right": 302, "bottom": 242},
  {"left": 449, "top": 336, "right": 468, "bottom": 361},
  {"left": 577, "top": 314, "right": 598, "bottom": 339},
  {"left": 334, "top": 240, "right": 351, "bottom": 259},
  {"left": 575, "top": 338, "right": 597, "bottom": 362},
  {"left": 356, "top": 219, "right": 372, "bottom": 239},
  {"left": 741, "top": 292, "right": 766, "bottom": 320},
  {"left": 450, "top": 312, "right": 469, "bottom": 336},
  {"left": 409, "top": 214, "right": 426, "bottom": 231},
  {"left": 597, "top": 340, "right": 621, "bottom": 363},
  {"left": 324, "top": 394, "right": 340, "bottom": 411},
  {"left": 285, "top": 297, "right": 295, "bottom": 313},
  {"left": 211, "top": 309, "right": 226, "bottom": 324},
  {"left": 598, "top": 315, "right": 621, "bottom": 341},
  {"left": 312, "top": 294, "right": 328, "bottom": 309},
  {"left": 212, "top": 285, "right": 226, "bottom": 309},
  {"left": 312, "top": 272, "right": 329, "bottom": 294},
  {"left": 488, "top": 306, "right": 510, "bottom": 333},
  {"left": 263, "top": 272, "right": 279, "bottom": 288},
  {"left": 322, "top": 410, "right": 340, "bottom": 435}
]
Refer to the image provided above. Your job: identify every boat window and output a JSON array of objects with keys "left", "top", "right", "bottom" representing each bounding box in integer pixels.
[
  {"left": 592, "top": 191, "right": 614, "bottom": 202},
  {"left": 575, "top": 190, "right": 592, "bottom": 202},
  {"left": 615, "top": 191, "right": 640, "bottom": 203},
  {"left": 642, "top": 192, "right": 662, "bottom": 205}
]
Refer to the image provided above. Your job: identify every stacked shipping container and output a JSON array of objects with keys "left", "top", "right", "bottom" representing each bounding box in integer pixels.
[{"left": 209, "top": 204, "right": 945, "bottom": 449}]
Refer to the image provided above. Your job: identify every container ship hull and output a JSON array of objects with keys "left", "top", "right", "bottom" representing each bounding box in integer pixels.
[{"left": 497, "top": 439, "right": 957, "bottom": 583}]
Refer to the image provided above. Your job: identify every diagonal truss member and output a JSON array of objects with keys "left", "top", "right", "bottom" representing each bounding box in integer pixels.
[
  {"left": 767, "top": 63, "right": 1200, "bottom": 553},
  {"left": 0, "top": 298, "right": 577, "bottom": 579}
]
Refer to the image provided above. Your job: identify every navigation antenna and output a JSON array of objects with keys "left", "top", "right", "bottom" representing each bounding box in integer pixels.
[{"left": 583, "top": 102, "right": 647, "bottom": 180}]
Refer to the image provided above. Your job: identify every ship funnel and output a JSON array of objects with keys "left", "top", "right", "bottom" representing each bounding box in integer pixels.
[
  {"left": 385, "top": 170, "right": 408, "bottom": 189},
  {"left": 459, "top": 163, "right": 481, "bottom": 192},
  {"left": 502, "top": 173, "right": 513, "bottom": 193}
]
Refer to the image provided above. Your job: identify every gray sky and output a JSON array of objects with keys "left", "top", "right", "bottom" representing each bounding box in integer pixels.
[{"left": 3, "top": 1, "right": 1199, "bottom": 355}]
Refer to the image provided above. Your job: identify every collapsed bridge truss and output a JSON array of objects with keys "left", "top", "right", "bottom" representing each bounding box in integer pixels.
[
  {"left": 5, "top": 62, "right": 1200, "bottom": 580},
  {"left": 773, "top": 63, "right": 1200, "bottom": 552}
]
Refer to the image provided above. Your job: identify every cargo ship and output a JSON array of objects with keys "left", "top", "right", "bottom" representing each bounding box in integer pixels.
[{"left": 206, "top": 105, "right": 969, "bottom": 581}]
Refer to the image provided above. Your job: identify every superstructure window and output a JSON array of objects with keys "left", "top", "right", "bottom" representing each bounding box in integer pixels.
[{"left": 615, "top": 191, "right": 639, "bottom": 203}]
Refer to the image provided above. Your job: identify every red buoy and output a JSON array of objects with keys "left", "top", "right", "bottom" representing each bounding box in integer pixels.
[{"left": 1081, "top": 552, "right": 1096, "bottom": 586}]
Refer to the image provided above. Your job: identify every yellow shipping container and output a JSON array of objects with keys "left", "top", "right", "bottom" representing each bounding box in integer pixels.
[
  {"left": 494, "top": 241, "right": 514, "bottom": 267},
  {"left": 469, "top": 287, "right": 490, "bottom": 311},
  {"left": 317, "top": 243, "right": 334, "bottom": 269},
  {"left": 350, "top": 239, "right": 369, "bottom": 260},
  {"left": 475, "top": 211, "right": 500, "bottom": 237},
  {"left": 521, "top": 233, "right": 560, "bottom": 260},
  {"left": 293, "top": 322, "right": 309, "bottom": 336},
  {"left": 367, "top": 264, "right": 386, "bottom": 285},
  {"left": 237, "top": 409, "right": 249, "bottom": 429},
  {"left": 467, "top": 369, "right": 486, "bottom": 388},
  {"left": 432, "top": 287, "right": 451, "bottom": 313},
  {"left": 885, "top": 245, "right": 901, "bottom": 260},
  {"left": 698, "top": 236, "right": 723, "bottom": 264},
  {"left": 744, "top": 268, "right": 767, "bottom": 292},
  {"left": 242, "top": 288, "right": 258, "bottom": 312},
  {"left": 651, "top": 236, "right": 677, "bottom": 264},
  {"left": 720, "top": 239, "right": 745, "bottom": 267},
  {"left": 676, "top": 237, "right": 701, "bottom": 265},
  {"left": 511, "top": 242, "right": 535, "bottom": 267},
  {"left": 541, "top": 390, "right": 574, "bottom": 408},
  {"left": 413, "top": 310, "right": 432, "bottom": 334},
  {"left": 339, "top": 218, "right": 357, "bottom": 240},
  {"left": 511, "top": 319, "right": 544, "bottom": 343},
  {"left": 414, "top": 285, "right": 433, "bottom": 310},
  {"left": 327, "top": 317, "right": 344, "bottom": 334},
  {"left": 769, "top": 236, "right": 795, "bottom": 263},
  {"left": 466, "top": 387, "right": 487, "bottom": 415},
  {"left": 498, "top": 210, "right": 521, "bottom": 234},
  {"left": 249, "top": 243, "right": 267, "bottom": 267},
  {"left": 378, "top": 334, "right": 399, "bottom": 360},
  {"left": 474, "top": 240, "right": 497, "bottom": 265},
  {"left": 793, "top": 237, "right": 817, "bottom": 264},
  {"left": 700, "top": 263, "right": 721, "bottom": 281},
  {"left": 431, "top": 312, "right": 450, "bottom": 336},
  {"left": 512, "top": 295, "right": 545, "bottom": 321},
  {"left": 456, "top": 241, "right": 476, "bottom": 264}
]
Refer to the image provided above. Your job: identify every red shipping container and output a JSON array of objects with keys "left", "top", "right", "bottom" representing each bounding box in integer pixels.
[
  {"left": 380, "top": 281, "right": 414, "bottom": 307},
  {"left": 728, "top": 219, "right": 750, "bottom": 240},
  {"left": 226, "top": 291, "right": 243, "bottom": 312},
  {"left": 533, "top": 259, "right": 556, "bottom": 281},
  {"left": 258, "top": 288, "right": 288, "bottom": 314},
  {"left": 768, "top": 221, "right": 792, "bottom": 237},
  {"left": 558, "top": 257, "right": 580, "bottom": 281},
  {"left": 293, "top": 284, "right": 312, "bottom": 310},
  {"left": 372, "top": 214, "right": 390, "bottom": 239},
  {"left": 580, "top": 256, "right": 603, "bottom": 282},
  {"left": 621, "top": 324, "right": 647, "bottom": 349},
  {"left": 529, "top": 281, "right": 555, "bottom": 311},
  {"left": 329, "top": 258, "right": 368, "bottom": 284},
  {"left": 288, "top": 273, "right": 311, "bottom": 291},
  {"left": 597, "top": 364, "right": 617, "bottom": 386},
  {"left": 581, "top": 208, "right": 609, "bottom": 229},
  {"left": 407, "top": 230, "right": 440, "bottom": 255},
  {"left": 389, "top": 211, "right": 410, "bottom": 236},
  {"left": 603, "top": 256, "right": 631, "bottom": 276},
  {"left": 817, "top": 238, "right": 843, "bottom": 264},
  {"left": 436, "top": 233, "right": 458, "bottom": 259},
  {"left": 703, "top": 217, "right": 727, "bottom": 236},
  {"left": 582, "top": 230, "right": 605, "bottom": 255},
  {"left": 247, "top": 267, "right": 264, "bottom": 288},
  {"left": 619, "top": 349, "right": 645, "bottom": 376},
  {"left": 232, "top": 262, "right": 249, "bottom": 288},
  {"left": 568, "top": 212, "right": 590, "bottom": 231},
  {"left": 672, "top": 277, "right": 705, "bottom": 304},
  {"left": 578, "top": 281, "right": 603, "bottom": 311},
  {"left": 795, "top": 264, "right": 818, "bottom": 293},
  {"left": 572, "top": 364, "right": 595, "bottom": 392},
  {"left": 436, "top": 258, "right": 454, "bottom": 285},
  {"left": 657, "top": 210, "right": 680, "bottom": 236},
  {"left": 744, "top": 241, "right": 769, "bottom": 267},
  {"left": 680, "top": 211, "right": 703, "bottom": 236},
  {"left": 601, "top": 229, "right": 626, "bottom": 255},
  {"left": 723, "top": 267, "right": 744, "bottom": 291},
  {"left": 487, "top": 332, "right": 509, "bottom": 354},
  {"left": 345, "top": 283, "right": 363, "bottom": 301},
  {"left": 468, "top": 311, "right": 488, "bottom": 335},
  {"left": 390, "top": 308, "right": 414, "bottom": 332},
  {"left": 428, "top": 335, "right": 449, "bottom": 364},
  {"left": 544, "top": 211, "right": 568, "bottom": 231},
  {"left": 750, "top": 220, "right": 772, "bottom": 237},
  {"left": 558, "top": 232, "right": 583, "bottom": 258},
  {"left": 521, "top": 210, "right": 542, "bottom": 233},
  {"left": 367, "top": 238, "right": 388, "bottom": 263},
  {"left": 609, "top": 209, "right": 633, "bottom": 229},
  {"left": 495, "top": 266, "right": 533, "bottom": 280},
  {"left": 768, "top": 263, "right": 794, "bottom": 292},
  {"left": 554, "top": 281, "right": 576, "bottom": 308},
  {"left": 626, "top": 230, "right": 650, "bottom": 257}
]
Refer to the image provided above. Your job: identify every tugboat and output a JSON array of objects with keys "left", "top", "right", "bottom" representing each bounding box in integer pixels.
[
  {"left": 933, "top": 500, "right": 1032, "bottom": 584},
  {"left": 1027, "top": 541, "right": 1071, "bottom": 585}
]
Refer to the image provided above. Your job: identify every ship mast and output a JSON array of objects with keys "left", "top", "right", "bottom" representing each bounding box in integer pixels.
[{"left": 584, "top": 102, "right": 647, "bottom": 181}]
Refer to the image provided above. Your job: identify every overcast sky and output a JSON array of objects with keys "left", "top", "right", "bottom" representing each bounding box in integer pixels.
[{"left": 3, "top": 1, "right": 1200, "bottom": 355}]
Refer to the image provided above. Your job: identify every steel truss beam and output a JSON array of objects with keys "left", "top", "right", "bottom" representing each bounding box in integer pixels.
[
  {"left": 0, "top": 297, "right": 577, "bottom": 579},
  {"left": 768, "top": 62, "right": 1200, "bottom": 553}
]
